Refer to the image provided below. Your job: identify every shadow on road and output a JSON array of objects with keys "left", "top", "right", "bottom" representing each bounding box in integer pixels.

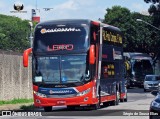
[
  {"left": 14, "top": 88, "right": 153, "bottom": 113},
  {"left": 18, "top": 102, "right": 124, "bottom": 112},
  {"left": 128, "top": 87, "right": 151, "bottom": 94}
]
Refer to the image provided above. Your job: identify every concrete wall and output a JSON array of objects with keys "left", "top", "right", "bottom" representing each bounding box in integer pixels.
[{"left": 0, "top": 51, "right": 33, "bottom": 101}]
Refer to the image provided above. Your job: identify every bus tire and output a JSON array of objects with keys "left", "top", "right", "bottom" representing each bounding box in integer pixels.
[
  {"left": 103, "top": 102, "right": 109, "bottom": 107},
  {"left": 124, "top": 93, "right": 128, "bottom": 102},
  {"left": 120, "top": 98, "right": 124, "bottom": 102},
  {"left": 121, "top": 87, "right": 128, "bottom": 102},
  {"left": 111, "top": 90, "right": 120, "bottom": 106},
  {"left": 91, "top": 87, "right": 101, "bottom": 110},
  {"left": 44, "top": 106, "right": 52, "bottom": 112},
  {"left": 127, "top": 85, "right": 130, "bottom": 89},
  {"left": 115, "top": 90, "right": 120, "bottom": 105}
]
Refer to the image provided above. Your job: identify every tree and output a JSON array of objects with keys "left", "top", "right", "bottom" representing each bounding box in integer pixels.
[
  {"left": 104, "top": 6, "right": 160, "bottom": 58},
  {"left": 144, "top": 0, "right": 160, "bottom": 27},
  {"left": 0, "top": 14, "right": 31, "bottom": 52},
  {"left": 144, "top": 0, "right": 160, "bottom": 3}
]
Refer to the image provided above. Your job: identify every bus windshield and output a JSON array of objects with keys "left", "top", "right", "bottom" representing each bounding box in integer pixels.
[
  {"left": 33, "top": 24, "right": 89, "bottom": 52},
  {"left": 34, "top": 55, "right": 87, "bottom": 84},
  {"left": 132, "top": 59, "right": 153, "bottom": 75}
]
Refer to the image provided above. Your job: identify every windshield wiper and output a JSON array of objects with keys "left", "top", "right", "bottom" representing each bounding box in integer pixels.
[{"left": 44, "top": 81, "right": 60, "bottom": 83}]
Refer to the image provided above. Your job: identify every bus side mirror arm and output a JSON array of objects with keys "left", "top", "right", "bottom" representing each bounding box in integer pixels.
[
  {"left": 89, "top": 45, "right": 95, "bottom": 65},
  {"left": 23, "top": 48, "right": 32, "bottom": 67}
]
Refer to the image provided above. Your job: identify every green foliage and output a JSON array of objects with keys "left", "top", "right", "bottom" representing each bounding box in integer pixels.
[
  {"left": 0, "top": 14, "right": 31, "bottom": 52},
  {"left": 144, "top": 0, "right": 160, "bottom": 4},
  {"left": 104, "top": 6, "right": 160, "bottom": 57},
  {"left": 20, "top": 104, "right": 35, "bottom": 110},
  {"left": 144, "top": 0, "right": 160, "bottom": 27},
  {"left": 0, "top": 98, "right": 33, "bottom": 105}
]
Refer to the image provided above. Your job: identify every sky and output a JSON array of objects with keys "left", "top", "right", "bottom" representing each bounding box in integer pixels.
[{"left": 0, "top": 0, "right": 152, "bottom": 22}]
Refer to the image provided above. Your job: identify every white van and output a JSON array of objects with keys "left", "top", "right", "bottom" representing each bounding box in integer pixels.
[{"left": 144, "top": 75, "right": 160, "bottom": 92}]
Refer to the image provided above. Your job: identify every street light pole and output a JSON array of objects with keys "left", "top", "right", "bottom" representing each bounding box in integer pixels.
[
  {"left": 136, "top": 19, "right": 160, "bottom": 31},
  {"left": 137, "top": 18, "right": 160, "bottom": 74}
]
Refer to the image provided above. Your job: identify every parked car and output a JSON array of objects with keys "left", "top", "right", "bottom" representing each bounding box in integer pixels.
[
  {"left": 144, "top": 75, "right": 160, "bottom": 92},
  {"left": 149, "top": 90, "right": 160, "bottom": 119}
]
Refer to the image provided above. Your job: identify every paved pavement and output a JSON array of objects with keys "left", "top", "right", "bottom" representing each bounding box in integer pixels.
[{"left": 0, "top": 88, "right": 157, "bottom": 119}]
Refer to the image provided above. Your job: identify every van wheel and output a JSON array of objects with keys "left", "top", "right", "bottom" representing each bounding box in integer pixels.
[
  {"left": 44, "top": 106, "right": 52, "bottom": 112},
  {"left": 115, "top": 90, "right": 120, "bottom": 105}
]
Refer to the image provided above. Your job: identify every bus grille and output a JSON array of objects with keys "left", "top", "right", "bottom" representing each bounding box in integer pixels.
[{"left": 46, "top": 94, "right": 77, "bottom": 98}]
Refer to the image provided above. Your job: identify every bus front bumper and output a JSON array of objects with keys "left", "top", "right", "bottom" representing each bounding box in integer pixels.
[{"left": 33, "top": 92, "right": 97, "bottom": 107}]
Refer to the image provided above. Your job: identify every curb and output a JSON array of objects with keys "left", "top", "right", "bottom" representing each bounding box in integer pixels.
[{"left": 0, "top": 103, "right": 33, "bottom": 110}]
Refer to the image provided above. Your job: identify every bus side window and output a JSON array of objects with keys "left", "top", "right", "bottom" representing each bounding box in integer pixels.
[{"left": 90, "top": 25, "right": 99, "bottom": 44}]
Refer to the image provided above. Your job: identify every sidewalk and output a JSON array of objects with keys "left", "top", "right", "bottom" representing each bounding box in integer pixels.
[{"left": 0, "top": 103, "right": 33, "bottom": 110}]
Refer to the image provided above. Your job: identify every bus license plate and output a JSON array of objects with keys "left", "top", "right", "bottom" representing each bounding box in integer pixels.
[{"left": 57, "top": 100, "right": 66, "bottom": 105}]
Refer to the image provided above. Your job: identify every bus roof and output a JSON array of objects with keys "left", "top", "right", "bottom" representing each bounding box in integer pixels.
[
  {"left": 37, "top": 19, "right": 92, "bottom": 26},
  {"left": 36, "top": 19, "right": 121, "bottom": 32},
  {"left": 124, "top": 52, "right": 152, "bottom": 60}
]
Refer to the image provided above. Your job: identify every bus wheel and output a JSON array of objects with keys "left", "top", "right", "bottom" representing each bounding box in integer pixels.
[
  {"left": 120, "top": 98, "right": 124, "bottom": 102},
  {"left": 111, "top": 90, "right": 120, "bottom": 106},
  {"left": 44, "top": 106, "right": 52, "bottom": 112},
  {"left": 120, "top": 88, "right": 127, "bottom": 102},
  {"left": 127, "top": 85, "right": 130, "bottom": 89},
  {"left": 115, "top": 90, "right": 120, "bottom": 105},
  {"left": 90, "top": 88, "right": 101, "bottom": 110},
  {"left": 103, "top": 102, "right": 109, "bottom": 107},
  {"left": 124, "top": 93, "right": 128, "bottom": 102}
]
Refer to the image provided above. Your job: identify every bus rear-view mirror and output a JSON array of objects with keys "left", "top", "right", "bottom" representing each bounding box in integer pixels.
[
  {"left": 89, "top": 45, "right": 95, "bottom": 65},
  {"left": 23, "top": 48, "right": 32, "bottom": 67},
  {"left": 93, "top": 32, "right": 96, "bottom": 41}
]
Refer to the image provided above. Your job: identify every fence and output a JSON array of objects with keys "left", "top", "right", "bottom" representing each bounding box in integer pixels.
[{"left": 0, "top": 51, "right": 32, "bottom": 101}]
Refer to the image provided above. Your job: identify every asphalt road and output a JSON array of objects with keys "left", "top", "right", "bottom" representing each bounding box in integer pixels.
[{"left": 0, "top": 88, "right": 156, "bottom": 119}]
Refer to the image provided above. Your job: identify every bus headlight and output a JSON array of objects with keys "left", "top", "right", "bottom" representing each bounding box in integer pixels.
[
  {"left": 34, "top": 91, "right": 47, "bottom": 98},
  {"left": 77, "top": 88, "right": 91, "bottom": 96}
]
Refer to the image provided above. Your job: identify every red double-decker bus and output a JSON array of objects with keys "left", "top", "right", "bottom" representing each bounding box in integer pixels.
[{"left": 23, "top": 19, "right": 127, "bottom": 111}]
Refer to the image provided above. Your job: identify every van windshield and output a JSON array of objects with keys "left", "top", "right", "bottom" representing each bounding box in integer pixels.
[
  {"left": 133, "top": 60, "right": 153, "bottom": 75},
  {"left": 145, "top": 76, "right": 160, "bottom": 81}
]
